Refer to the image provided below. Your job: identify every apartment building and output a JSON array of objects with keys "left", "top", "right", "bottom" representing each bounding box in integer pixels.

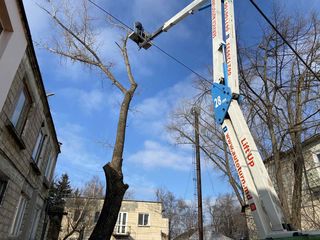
[
  {"left": 59, "top": 198, "right": 169, "bottom": 240},
  {"left": 0, "top": 0, "right": 60, "bottom": 239},
  {"left": 264, "top": 134, "right": 320, "bottom": 230},
  {"left": 246, "top": 135, "right": 320, "bottom": 238}
]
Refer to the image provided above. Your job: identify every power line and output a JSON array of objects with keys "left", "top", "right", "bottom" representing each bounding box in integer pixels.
[
  {"left": 152, "top": 44, "right": 210, "bottom": 82},
  {"left": 248, "top": 0, "right": 320, "bottom": 82},
  {"left": 88, "top": 0, "right": 210, "bottom": 83}
]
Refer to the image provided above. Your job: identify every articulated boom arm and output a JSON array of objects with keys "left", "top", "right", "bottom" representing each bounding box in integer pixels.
[{"left": 129, "top": 0, "right": 209, "bottom": 49}]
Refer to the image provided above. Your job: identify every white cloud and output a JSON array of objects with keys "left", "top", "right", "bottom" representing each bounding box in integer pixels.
[
  {"left": 58, "top": 88, "right": 106, "bottom": 113},
  {"left": 53, "top": 122, "right": 108, "bottom": 187},
  {"left": 57, "top": 123, "right": 103, "bottom": 170},
  {"left": 23, "top": 0, "right": 51, "bottom": 39},
  {"left": 124, "top": 173, "right": 157, "bottom": 200},
  {"left": 128, "top": 140, "right": 191, "bottom": 171},
  {"left": 132, "top": 77, "right": 197, "bottom": 141},
  {"left": 80, "top": 89, "right": 105, "bottom": 112}
]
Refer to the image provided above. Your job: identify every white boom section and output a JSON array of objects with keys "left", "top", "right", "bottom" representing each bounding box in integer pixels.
[
  {"left": 128, "top": 0, "right": 314, "bottom": 238},
  {"left": 212, "top": 0, "right": 294, "bottom": 239},
  {"left": 162, "top": 0, "right": 208, "bottom": 32},
  {"left": 222, "top": 0, "right": 239, "bottom": 94}
]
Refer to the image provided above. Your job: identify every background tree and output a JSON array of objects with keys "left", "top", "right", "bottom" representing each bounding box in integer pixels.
[
  {"left": 206, "top": 194, "right": 248, "bottom": 239},
  {"left": 38, "top": 1, "right": 138, "bottom": 238},
  {"left": 155, "top": 188, "right": 197, "bottom": 239},
  {"left": 47, "top": 173, "right": 73, "bottom": 240},
  {"left": 168, "top": 100, "right": 246, "bottom": 208},
  {"left": 59, "top": 176, "right": 104, "bottom": 240},
  {"left": 169, "top": 7, "right": 320, "bottom": 230},
  {"left": 238, "top": 8, "right": 320, "bottom": 227}
]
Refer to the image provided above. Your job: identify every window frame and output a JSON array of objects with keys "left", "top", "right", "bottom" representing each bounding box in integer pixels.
[
  {"left": 10, "top": 194, "right": 28, "bottom": 236},
  {"left": 10, "top": 85, "right": 32, "bottom": 135},
  {"left": 73, "top": 209, "right": 81, "bottom": 222},
  {"left": 45, "top": 147, "right": 57, "bottom": 182},
  {"left": 94, "top": 211, "right": 100, "bottom": 223},
  {"left": 0, "top": 20, "right": 3, "bottom": 35},
  {"left": 315, "top": 153, "right": 320, "bottom": 165},
  {"left": 0, "top": 179, "right": 8, "bottom": 205},
  {"left": 0, "top": 0, "right": 13, "bottom": 32},
  {"left": 116, "top": 212, "right": 128, "bottom": 234},
  {"left": 29, "top": 206, "right": 41, "bottom": 240},
  {"left": 32, "top": 129, "right": 46, "bottom": 164},
  {"left": 138, "top": 213, "right": 150, "bottom": 226}
]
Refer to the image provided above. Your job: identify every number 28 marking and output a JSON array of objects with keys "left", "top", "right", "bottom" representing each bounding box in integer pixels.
[{"left": 214, "top": 96, "right": 222, "bottom": 108}]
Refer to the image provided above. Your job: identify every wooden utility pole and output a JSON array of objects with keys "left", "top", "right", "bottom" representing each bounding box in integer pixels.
[{"left": 191, "top": 106, "right": 204, "bottom": 240}]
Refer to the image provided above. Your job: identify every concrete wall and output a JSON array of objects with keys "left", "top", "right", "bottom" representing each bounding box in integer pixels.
[{"left": 0, "top": 0, "right": 27, "bottom": 112}]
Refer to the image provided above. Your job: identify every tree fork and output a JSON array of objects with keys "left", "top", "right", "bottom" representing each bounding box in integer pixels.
[{"left": 89, "top": 163, "right": 128, "bottom": 240}]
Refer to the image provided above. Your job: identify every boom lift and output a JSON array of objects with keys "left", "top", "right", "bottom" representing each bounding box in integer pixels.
[{"left": 129, "top": 0, "right": 320, "bottom": 239}]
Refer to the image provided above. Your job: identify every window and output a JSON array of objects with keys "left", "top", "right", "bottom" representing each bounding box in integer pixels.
[
  {"left": 45, "top": 150, "right": 56, "bottom": 182},
  {"left": 0, "top": 179, "right": 7, "bottom": 205},
  {"left": 10, "top": 87, "right": 31, "bottom": 134},
  {"left": 94, "top": 211, "right": 100, "bottom": 223},
  {"left": 138, "top": 213, "right": 149, "bottom": 226},
  {"left": 0, "top": 21, "right": 3, "bottom": 35},
  {"left": 316, "top": 153, "right": 320, "bottom": 165},
  {"left": 29, "top": 207, "right": 41, "bottom": 240},
  {"left": 10, "top": 195, "right": 28, "bottom": 236},
  {"left": 32, "top": 130, "right": 46, "bottom": 163},
  {"left": 115, "top": 212, "right": 127, "bottom": 234},
  {"left": 73, "top": 209, "right": 81, "bottom": 221}
]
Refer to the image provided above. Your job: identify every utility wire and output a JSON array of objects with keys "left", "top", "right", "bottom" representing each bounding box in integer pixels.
[
  {"left": 88, "top": 0, "right": 210, "bottom": 83},
  {"left": 249, "top": 0, "right": 320, "bottom": 82}
]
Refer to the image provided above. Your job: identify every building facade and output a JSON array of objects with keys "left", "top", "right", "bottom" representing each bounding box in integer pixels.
[
  {"left": 246, "top": 135, "right": 320, "bottom": 238},
  {"left": 265, "top": 134, "right": 320, "bottom": 230},
  {"left": 59, "top": 198, "right": 169, "bottom": 240},
  {"left": 0, "top": 0, "right": 60, "bottom": 239}
]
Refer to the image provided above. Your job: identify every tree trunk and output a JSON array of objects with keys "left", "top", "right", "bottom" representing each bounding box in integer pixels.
[
  {"left": 89, "top": 86, "right": 136, "bottom": 240},
  {"left": 290, "top": 140, "right": 303, "bottom": 229},
  {"left": 89, "top": 163, "right": 128, "bottom": 239}
]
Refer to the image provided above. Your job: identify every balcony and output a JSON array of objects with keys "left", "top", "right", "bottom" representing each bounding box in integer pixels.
[{"left": 113, "top": 225, "right": 131, "bottom": 237}]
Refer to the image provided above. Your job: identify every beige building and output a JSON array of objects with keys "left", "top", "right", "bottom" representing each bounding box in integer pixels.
[
  {"left": 59, "top": 198, "right": 169, "bottom": 240},
  {"left": 0, "top": 0, "right": 60, "bottom": 239}
]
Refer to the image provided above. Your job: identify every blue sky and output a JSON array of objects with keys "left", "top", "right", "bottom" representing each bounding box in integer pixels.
[{"left": 23, "top": 0, "right": 319, "bottom": 201}]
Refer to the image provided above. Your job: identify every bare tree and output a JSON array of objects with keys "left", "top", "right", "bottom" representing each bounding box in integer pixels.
[
  {"left": 37, "top": 1, "right": 138, "bottom": 238},
  {"left": 239, "top": 8, "right": 320, "bottom": 228},
  {"left": 155, "top": 188, "right": 197, "bottom": 239},
  {"left": 206, "top": 194, "right": 248, "bottom": 239},
  {"left": 167, "top": 100, "right": 246, "bottom": 208},
  {"left": 59, "top": 176, "right": 104, "bottom": 240},
  {"left": 168, "top": 6, "right": 320, "bottom": 231}
]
